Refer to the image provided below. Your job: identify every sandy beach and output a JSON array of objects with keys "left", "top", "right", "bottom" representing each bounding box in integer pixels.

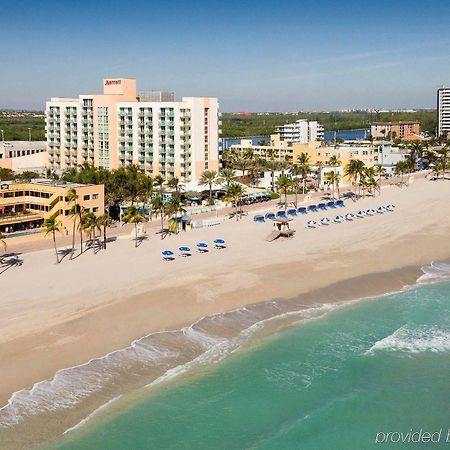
[{"left": 1, "top": 175, "right": 450, "bottom": 446}]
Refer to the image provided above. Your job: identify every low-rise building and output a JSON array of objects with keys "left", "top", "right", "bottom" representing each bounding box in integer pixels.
[
  {"left": 371, "top": 121, "right": 420, "bottom": 140},
  {"left": 374, "top": 144, "right": 409, "bottom": 173},
  {"left": 0, "top": 179, "right": 104, "bottom": 235},
  {"left": 0, "top": 141, "right": 48, "bottom": 173},
  {"left": 275, "top": 119, "right": 324, "bottom": 144}
]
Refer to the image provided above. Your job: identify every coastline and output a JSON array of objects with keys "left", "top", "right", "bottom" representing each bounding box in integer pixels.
[{"left": 1, "top": 178, "right": 450, "bottom": 448}]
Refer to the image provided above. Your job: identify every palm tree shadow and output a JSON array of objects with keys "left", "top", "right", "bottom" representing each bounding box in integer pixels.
[
  {"left": 0, "top": 256, "right": 24, "bottom": 275},
  {"left": 58, "top": 248, "right": 73, "bottom": 262},
  {"left": 135, "top": 235, "right": 149, "bottom": 247}
]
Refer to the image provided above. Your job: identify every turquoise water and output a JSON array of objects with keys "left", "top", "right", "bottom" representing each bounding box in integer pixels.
[{"left": 56, "top": 280, "right": 450, "bottom": 449}]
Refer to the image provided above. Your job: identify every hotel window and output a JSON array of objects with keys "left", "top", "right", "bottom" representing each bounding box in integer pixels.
[
  {"left": 92, "top": 193, "right": 99, "bottom": 200},
  {"left": 83, "top": 194, "right": 90, "bottom": 201}
]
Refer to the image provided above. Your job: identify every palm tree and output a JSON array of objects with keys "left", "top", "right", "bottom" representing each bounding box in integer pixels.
[
  {"left": 97, "top": 213, "right": 109, "bottom": 250},
  {"left": 123, "top": 206, "right": 145, "bottom": 247},
  {"left": 151, "top": 195, "right": 166, "bottom": 238},
  {"left": 408, "top": 141, "right": 424, "bottom": 171},
  {"left": 436, "top": 147, "right": 450, "bottom": 179},
  {"left": 165, "top": 195, "right": 186, "bottom": 234},
  {"left": 217, "top": 168, "right": 236, "bottom": 188},
  {"left": 224, "top": 182, "right": 246, "bottom": 220},
  {"left": 373, "top": 165, "right": 386, "bottom": 195},
  {"left": 394, "top": 160, "right": 407, "bottom": 186},
  {"left": 316, "top": 161, "right": 324, "bottom": 190},
  {"left": 166, "top": 176, "right": 182, "bottom": 195},
  {"left": 199, "top": 170, "right": 218, "bottom": 205},
  {"left": 67, "top": 188, "right": 79, "bottom": 259},
  {"left": 290, "top": 164, "right": 303, "bottom": 207},
  {"left": 153, "top": 174, "right": 165, "bottom": 195},
  {"left": 82, "top": 212, "right": 101, "bottom": 254},
  {"left": 43, "top": 216, "right": 62, "bottom": 264},
  {"left": 0, "top": 231, "right": 6, "bottom": 253},
  {"left": 264, "top": 159, "right": 280, "bottom": 192},
  {"left": 328, "top": 155, "right": 341, "bottom": 176},
  {"left": 324, "top": 171, "right": 340, "bottom": 199},
  {"left": 77, "top": 207, "right": 85, "bottom": 254},
  {"left": 276, "top": 175, "right": 291, "bottom": 212},
  {"left": 344, "top": 159, "right": 365, "bottom": 199}
]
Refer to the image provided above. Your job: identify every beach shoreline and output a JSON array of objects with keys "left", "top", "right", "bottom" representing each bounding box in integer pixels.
[{"left": 1, "top": 177, "right": 450, "bottom": 448}]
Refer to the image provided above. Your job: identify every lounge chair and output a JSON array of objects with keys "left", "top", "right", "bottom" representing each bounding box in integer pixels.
[
  {"left": 179, "top": 247, "right": 191, "bottom": 257},
  {"left": 298, "top": 207, "right": 307, "bottom": 215},
  {"left": 162, "top": 250, "right": 175, "bottom": 261},
  {"left": 214, "top": 239, "right": 226, "bottom": 249},
  {"left": 306, "top": 220, "right": 317, "bottom": 228},
  {"left": 320, "top": 217, "right": 331, "bottom": 225},
  {"left": 327, "top": 201, "right": 336, "bottom": 208},
  {"left": 308, "top": 204, "right": 317, "bottom": 212},
  {"left": 265, "top": 212, "right": 276, "bottom": 220},
  {"left": 196, "top": 243, "right": 208, "bottom": 253},
  {"left": 318, "top": 203, "right": 327, "bottom": 211},
  {"left": 336, "top": 200, "right": 345, "bottom": 207},
  {"left": 277, "top": 211, "right": 287, "bottom": 218},
  {"left": 287, "top": 209, "right": 297, "bottom": 217},
  {"left": 254, "top": 215, "right": 265, "bottom": 223}
]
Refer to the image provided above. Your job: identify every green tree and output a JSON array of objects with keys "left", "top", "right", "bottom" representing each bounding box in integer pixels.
[
  {"left": 123, "top": 206, "right": 145, "bottom": 247},
  {"left": 224, "top": 182, "right": 246, "bottom": 220},
  {"left": 217, "top": 168, "right": 237, "bottom": 188},
  {"left": 67, "top": 188, "right": 79, "bottom": 259},
  {"left": 199, "top": 170, "right": 218, "bottom": 205},
  {"left": 43, "top": 216, "right": 62, "bottom": 264},
  {"left": 344, "top": 159, "right": 365, "bottom": 199},
  {"left": 276, "top": 175, "right": 291, "bottom": 212}
]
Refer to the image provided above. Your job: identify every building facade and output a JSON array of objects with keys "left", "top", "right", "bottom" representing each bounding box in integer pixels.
[
  {"left": 275, "top": 119, "right": 324, "bottom": 144},
  {"left": 45, "top": 78, "right": 219, "bottom": 187},
  {"left": 0, "top": 179, "right": 104, "bottom": 234},
  {"left": 0, "top": 141, "right": 48, "bottom": 173},
  {"left": 371, "top": 121, "right": 420, "bottom": 139},
  {"left": 437, "top": 86, "right": 450, "bottom": 137}
]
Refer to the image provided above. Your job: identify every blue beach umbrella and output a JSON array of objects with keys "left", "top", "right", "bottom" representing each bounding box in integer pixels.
[
  {"left": 214, "top": 239, "right": 225, "bottom": 244},
  {"left": 162, "top": 250, "right": 174, "bottom": 256},
  {"left": 179, "top": 246, "right": 191, "bottom": 252},
  {"left": 197, "top": 242, "right": 208, "bottom": 248}
]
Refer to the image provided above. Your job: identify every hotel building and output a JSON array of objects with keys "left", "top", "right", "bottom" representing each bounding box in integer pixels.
[
  {"left": 0, "top": 179, "right": 104, "bottom": 234},
  {"left": 45, "top": 78, "right": 220, "bottom": 187},
  {"left": 371, "top": 121, "right": 420, "bottom": 139},
  {"left": 275, "top": 119, "right": 324, "bottom": 144},
  {"left": 437, "top": 86, "right": 450, "bottom": 137}
]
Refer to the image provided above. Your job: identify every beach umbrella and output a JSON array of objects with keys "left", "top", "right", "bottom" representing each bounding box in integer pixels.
[
  {"left": 197, "top": 242, "right": 208, "bottom": 248},
  {"left": 214, "top": 239, "right": 225, "bottom": 244},
  {"left": 179, "top": 246, "right": 190, "bottom": 252},
  {"left": 162, "top": 250, "right": 174, "bottom": 256}
]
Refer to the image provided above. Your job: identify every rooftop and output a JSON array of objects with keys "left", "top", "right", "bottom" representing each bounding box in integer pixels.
[
  {"left": 372, "top": 121, "right": 420, "bottom": 125},
  {"left": 0, "top": 179, "right": 93, "bottom": 188}
]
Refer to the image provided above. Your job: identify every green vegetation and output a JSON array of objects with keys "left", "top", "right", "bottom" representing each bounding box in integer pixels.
[
  {"left": 0, "top": 115, "right": 45, "bottom": 141},
  {"left": 221, "top": 111, "right": 437, "bottom": 137}
]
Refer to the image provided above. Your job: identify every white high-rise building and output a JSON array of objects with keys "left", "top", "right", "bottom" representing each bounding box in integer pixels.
[
  {"left": 275, "top": 119, "right": 324, "bottom": 144},
  {"left": 437, "top": 86, "right": 450, "bottom": 137},
  {"left": 45, "top": 78, "right": 220, "bottom": 187}
]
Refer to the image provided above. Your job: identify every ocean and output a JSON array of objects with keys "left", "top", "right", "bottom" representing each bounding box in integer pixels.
[{"left": 49, "top": 262, "right": 450, "bottom": 450}]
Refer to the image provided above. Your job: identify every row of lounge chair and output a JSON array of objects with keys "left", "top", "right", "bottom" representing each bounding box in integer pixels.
[
  {"left": 162, "top": 239, "right": 226, "bottom": 261},
  {"left": 254, "top": 200, "right": 345, "bottom": 223},
  {"left": 305, "top": 204, "right": 396, "bottom": 228}
]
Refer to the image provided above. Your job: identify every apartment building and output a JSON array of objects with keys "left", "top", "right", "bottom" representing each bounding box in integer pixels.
[
  {"left": 228, "top": 138, "right": 295, "bottom": 162},
  {"left": 275, "top": 119, "right": 324, "bottom": 144},
  {"left": 0, "top": 179, "right": 104, "bottom": 234},
  {"left": 437, "top": 86, "right": 450, "bottom": 137},
  {"left": 45, "top": 78, "right": 220, "bottom": 188},
  {"left": 371, "top": 121, "right": 420, "bottom": 139}
]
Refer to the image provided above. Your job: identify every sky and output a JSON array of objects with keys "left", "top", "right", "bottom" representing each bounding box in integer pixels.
[{"left": 2, "top": 0, "right": 450, "bottom": 112}]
